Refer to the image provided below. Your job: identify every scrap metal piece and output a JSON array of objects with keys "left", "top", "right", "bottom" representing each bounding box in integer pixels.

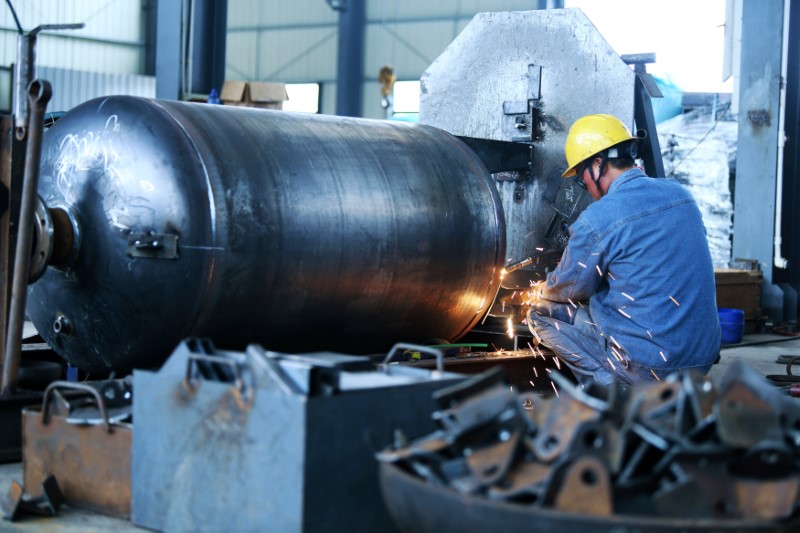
[
  {"left": 628, "top": 379, "right": 682, "bottom": 428},
  {"left": 683, "top": 372, "right": 717, "bottom": 423},
  {"left": 1, "top": 476, "right": 63, "bottom": 521},
  {"left": 463, "top": 423, "right": 522, "bottom": 492},
  {"left": 488, "top": 460, "right": 552, "bottom": 501},
  {"left": 533, "top": 393, "right": 601, "bottom": 463},
  {"left": 433, "top": 369, "right": 522, "bottom": 436},
  {"left": 549, "top": 456, "right": 613, "bottom": 516},
  {"left": 732, "top": 477, "right": 800, "bottom": 520},
  {"left": 566, "top": 419, "right": 626, "bottom": 474},
  {"left": 716, "top": 362, "right": 786, "bottom": 448},
  {"left": 729, "top": 440, "right": 795, "bottom": 479},
  {"left": 1, "top": 480, "right": 23, "bottom": 520},
  {"left": 652, "top": 462, "right": 731, "bottom": 519}
]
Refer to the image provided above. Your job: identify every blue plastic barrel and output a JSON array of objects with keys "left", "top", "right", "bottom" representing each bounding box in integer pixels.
[{"left": 718, "top": 308, "right": 744, "bottom": 344}]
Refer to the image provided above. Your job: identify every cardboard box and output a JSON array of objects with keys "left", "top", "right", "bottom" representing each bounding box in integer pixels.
[
  {"left": 715, "top": 268, "right": 763, "bottom": 332},
  {"left": 220, "top": 80, "right": 288, "bottom": 109}
]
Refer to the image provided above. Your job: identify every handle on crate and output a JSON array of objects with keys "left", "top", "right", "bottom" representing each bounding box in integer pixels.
[
  {"left": 382, "top": 343, "right": 445, "bottom": 374},
  {"left": 41, "top": 380, "right": 112, "bottom": 432},
  {"left": 184, "top": 353, "right": 255, "bottom": 407}
]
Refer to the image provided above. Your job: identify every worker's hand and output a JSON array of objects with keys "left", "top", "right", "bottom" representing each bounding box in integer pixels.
[{"left": 527, "top": 299, "right": 576, "bottom": 325}]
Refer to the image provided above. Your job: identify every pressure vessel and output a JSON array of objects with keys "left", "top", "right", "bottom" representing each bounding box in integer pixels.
[{"left": 27, "top": 97, "right": 505, "bottom": 372}]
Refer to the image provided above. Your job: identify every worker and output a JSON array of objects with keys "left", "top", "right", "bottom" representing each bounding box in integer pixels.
[{"left": 527, "top": 114, "right": 721, "bottom": 385}]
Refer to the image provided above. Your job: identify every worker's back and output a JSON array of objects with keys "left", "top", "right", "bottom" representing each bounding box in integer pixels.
[{"left": 573, "top": 168, "right": 721, "bottom": 376}]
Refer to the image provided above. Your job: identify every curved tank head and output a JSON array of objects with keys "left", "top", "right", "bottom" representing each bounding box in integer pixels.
[
  {"left": 28, "top": 96, "right": 506, "bottom": 373},
  {"left": 29, "top": 97, "right": 215, "bottom": 371}
]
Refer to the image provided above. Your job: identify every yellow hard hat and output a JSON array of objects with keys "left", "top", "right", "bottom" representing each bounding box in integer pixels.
[{"left": 561, "top": 114, "right": 637, "bottom": 178}]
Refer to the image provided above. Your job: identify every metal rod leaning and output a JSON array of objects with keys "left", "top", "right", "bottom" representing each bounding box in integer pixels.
[{"left": 1, "top": 79, "right": 51, "bottom": 394}]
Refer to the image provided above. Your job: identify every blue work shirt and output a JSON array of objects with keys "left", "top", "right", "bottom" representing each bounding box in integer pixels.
[{"left": 539, "top": 168, "right": 721, "bottom": 375}]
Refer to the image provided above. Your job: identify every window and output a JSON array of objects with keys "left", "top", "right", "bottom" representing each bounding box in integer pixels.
[
  {"left": 392, "top": 81, "right": 420, "bottom": 113},
  {"left": 283, "top": 83, "right": 320, "bottom": 113}
]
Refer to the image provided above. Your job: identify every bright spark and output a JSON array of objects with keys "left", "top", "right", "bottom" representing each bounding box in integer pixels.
[
  {"left": 659, "top": 351, "right": 667, "bottom": 362},
  {"left": 607, "top": 357, "right": 616, "bottom": 371},
  {"left": 578, "top": 262, "right": 587, "bottom": 268},
  {"left": 608, "top": 272, "right": 616, "bottom": 281},
  {"left": 568, "top": 298, "right": 577, "bottom": 309},
  {"left": 507, "top": 318, "right": 514, "bottom": 339},
  {"left": 584, "top": 320, "right": 597, "bottom": 326},
  {"left": 554, "top": 322, "right": 560, "bottom": 331},
  {"left": 622, "top": 292, "right": 635, "bottom": 301},
  {"left": 650, "top": 369, "right": 661, "bottom": 381},
  {"left": 553, "top": 357, "right": 561, "bottom": 370},
  {"left": 533, "top": 368, "right": 538, "bottom": 378},
  {"left": 551, "top": 381, "right": 559, "bottom": 397},
  {"left": 647, "top": 330, "right": 653, "bottom": 338},
  {"left": 618, "top": 308, "right": 632, "bottom": 319},
  {"left": 596, "top": 265, "right": 603, "bottom": 276},
  {"left": 611, "top": 346, "right": 624, "bottom": 362},
  {"left": 669, "top": 296, "right": 680, "bottom": 306}
]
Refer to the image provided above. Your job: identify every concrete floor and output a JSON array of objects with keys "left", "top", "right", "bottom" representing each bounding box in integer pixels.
[
  {"left": 707, "top": 332, "right": 800, "bottom": 385},
  {"left": 0, "top": 462, "right": 144, "bottom": 532},
  {"left": 1, "top": 332, "right": 799, "bottom": 531}
]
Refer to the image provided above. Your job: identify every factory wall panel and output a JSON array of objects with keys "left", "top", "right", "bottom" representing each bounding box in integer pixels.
[
  {"left": 39, "top": 66, "right": 155, "bottom": 112},
  {"left": 364, "top": 20, "right": 462, "bottom": 84},
  {"left": 226, "top": 0, "right": 552, "bottom": 116},
  {"left": 0, "top": 0, "right": 145, "bottom": 75},
  {"left": 0, "top": 64, "right": 154, "bottom": 114},
  {"left": 228, "top": 0, "right": 337, "bottom": 28},
  {"left": 366, "top": 0, "right": 539, "bottom": 20},
  {"left": 225, "top": 31, "right": 259, "bottom": 81},
  {"left": 254, "top": 27, "right": 337, "bottom": 83}
]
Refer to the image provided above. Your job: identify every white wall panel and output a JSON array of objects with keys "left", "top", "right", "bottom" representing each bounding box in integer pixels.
[
  {"left": 39, "top": 65, "right": 155, "bottom": 112},
  {"left": 226, "top": 0, "right": 552, "bottom": 116},
  {"left": 0, "top": 0, "right": 145, "bottom": 75}
]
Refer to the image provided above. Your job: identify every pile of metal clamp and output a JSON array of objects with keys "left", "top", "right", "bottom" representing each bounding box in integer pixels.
[{"left": 378, "top": 360, "right": 800, "bottom": 524}]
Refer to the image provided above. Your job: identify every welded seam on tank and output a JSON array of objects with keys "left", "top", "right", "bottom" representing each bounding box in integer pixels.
[
  {"left": 151, "top": 101, "right": 218, "bottom": 332},
  {"left": 445, "top": 131, "right": 508, "bottom": 340}
]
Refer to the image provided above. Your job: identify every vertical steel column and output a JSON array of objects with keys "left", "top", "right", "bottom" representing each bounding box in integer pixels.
[
  {"left": 778, "top": 0, "right": 800, "bottom": 321},
  {"left": 155, "top": 0, "right": 183, "bottom": 99},
  {"left": 732, "top": 0, "right": 786, "bottom": 323},
  {"left": 188, "top": 0, "right": 228, "bottom": 95},
  {"left": 335, "top": 0, "right": 365, "bottom": 117},
  {"left": 143, "top": 0, "right": 157, "bottom": 76}
]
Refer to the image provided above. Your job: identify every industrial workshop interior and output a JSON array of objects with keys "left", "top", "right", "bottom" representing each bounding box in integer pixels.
[{"left": 3, "top": 0, "right": 800, "bottom": 530}]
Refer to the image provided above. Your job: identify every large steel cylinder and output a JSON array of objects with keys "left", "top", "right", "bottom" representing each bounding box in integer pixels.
[{"left": 27, "top": 97, "right": 505, "bottom": 372}]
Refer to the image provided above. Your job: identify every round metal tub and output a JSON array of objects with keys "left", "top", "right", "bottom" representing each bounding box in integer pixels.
[{"left": 379, "top": 461, "right": 799, "bottom": 532}]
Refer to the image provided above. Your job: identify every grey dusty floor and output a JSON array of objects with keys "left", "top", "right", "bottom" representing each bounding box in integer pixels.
[{"left": 1, "top": 333, "right": 799, "bottom": 531}]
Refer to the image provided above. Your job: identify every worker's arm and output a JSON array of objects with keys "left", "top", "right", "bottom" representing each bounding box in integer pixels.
[{"left": 540, "top": 217, "right": 605, "bottom": 304}]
